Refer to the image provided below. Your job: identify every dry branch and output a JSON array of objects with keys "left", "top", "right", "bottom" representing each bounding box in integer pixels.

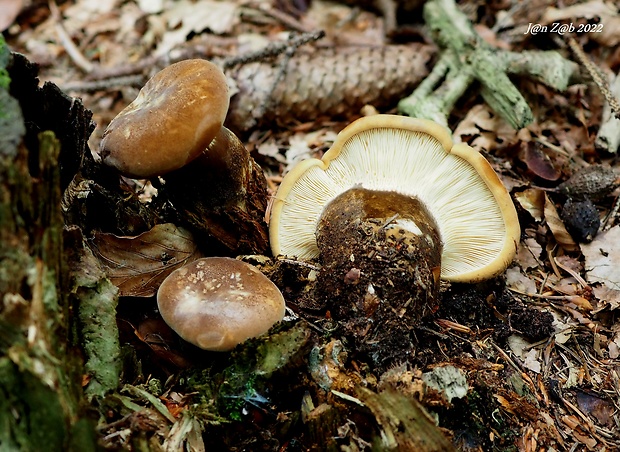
[{"left": 398, "top": 0, "right": 581, "bottom": 128}]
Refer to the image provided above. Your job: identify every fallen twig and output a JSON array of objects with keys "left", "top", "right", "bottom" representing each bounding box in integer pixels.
[
  {"left": 220, "top": 30, "right": 325, "bottom": 70},
  {"left": 49, "top": 0, "right": 93, "bottom": 73}
]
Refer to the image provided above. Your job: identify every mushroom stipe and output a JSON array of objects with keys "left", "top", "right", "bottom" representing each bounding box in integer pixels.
[{"left": 316, "top": 188, "right": 442, "bottom": 369}]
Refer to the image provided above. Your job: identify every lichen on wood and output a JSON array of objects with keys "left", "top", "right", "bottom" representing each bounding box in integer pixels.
[
  {"left": 356, "top": 386, "right": 456, "bottom": 451},
  {"left": 65, "top": 226, "right": 121, "bottom": 399},
  {"left": 398, "top": 0, "right": 581, "bottom": 128}
]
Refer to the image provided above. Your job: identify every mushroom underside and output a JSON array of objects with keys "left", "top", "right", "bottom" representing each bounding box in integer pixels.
[{"left": 271, "top": 125, "right": 514, "bottom": 282}]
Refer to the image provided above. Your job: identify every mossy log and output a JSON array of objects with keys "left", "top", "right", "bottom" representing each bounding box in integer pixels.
[{"left": 0, "top": 39, "right": 116, "bottom": 450}]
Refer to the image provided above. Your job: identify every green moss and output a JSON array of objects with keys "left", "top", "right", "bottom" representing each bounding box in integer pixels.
[
  {"left": 0, "top": 356, "right": 68, "bottom": 451},
  {"left": 0, "top": 36, "right": 10, "bottom": 90}
]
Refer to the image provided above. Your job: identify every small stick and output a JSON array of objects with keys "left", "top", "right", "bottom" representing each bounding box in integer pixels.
[
  {"left": 61, "top": 75, "right": 145, "bottom": 93},
  {"left": 602, "top": 195, "right": 620, "bottom": 231},
  {"left": 276, "top": 257, "right": 321, "bottom": 271},
  {"left": 49, "top": 0, "right": 93, "bottom": 73},
  {"left": 255, "top": 3, "right": 312, "bottom": 33},
  {"left": 221, "top": 30, "right": 325, "bottom": 70}
]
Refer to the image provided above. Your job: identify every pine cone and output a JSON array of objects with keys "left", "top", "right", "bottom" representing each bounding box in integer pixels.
[{"left": 226, "top": 44, "right": 432, "bottom": 133}]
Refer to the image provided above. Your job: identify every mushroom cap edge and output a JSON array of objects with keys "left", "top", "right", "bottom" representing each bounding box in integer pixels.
[{"left": 269, "top": 114, "right": 520, "bottom": 283}]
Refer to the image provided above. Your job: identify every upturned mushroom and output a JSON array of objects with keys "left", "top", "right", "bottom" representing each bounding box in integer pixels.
[
  {"left": 98, "top": 59, "right": 268, "bottom": 254},
  {"left": 157, "top": 257, "right": 286, "bottom": 351},
  {"left": 269, "top": 115, "right": 520, "bottom": 368}
]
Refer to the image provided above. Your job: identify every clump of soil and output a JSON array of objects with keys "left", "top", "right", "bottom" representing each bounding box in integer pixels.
[{"left": 314, "top": 188, "right": 441, "bottom": 371}]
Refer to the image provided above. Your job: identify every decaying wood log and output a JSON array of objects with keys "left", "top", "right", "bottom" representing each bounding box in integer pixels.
[
  {"left": 0, "top": 46, "right": 98, "bottom": 450},
  {"left": 1, "top": 43, "right": 121, "bottom": 450}
]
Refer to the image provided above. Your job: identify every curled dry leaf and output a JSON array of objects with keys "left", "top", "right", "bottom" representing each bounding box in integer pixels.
[
  {"left": 542, "top": 1, "right": 620, "bottom": 47},
  {"left": 226, "top": 44, "right": 432, "bottom": 132},
  {"left": 520, "top": 142, "right": 561, "bottom": 181},
  {"left": 90, "top": 223, "right": 202, "bottom": 297},
  {"left": 544, "top": 194, "right": 579, "bottom": 251},
  {"left": 514, "top": 188, "right": 545, "bottom": 222}
]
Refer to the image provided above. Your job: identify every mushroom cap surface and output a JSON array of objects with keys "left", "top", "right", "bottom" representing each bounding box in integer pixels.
[
  {"left": 269, "top": 115, "right": 520, "bottom": 283},
  {"left": 99, "top": 59, "right": 229, "bottom": 178},
  {"left": 157, "top": 257, "right": 285, "bottom": 351}
]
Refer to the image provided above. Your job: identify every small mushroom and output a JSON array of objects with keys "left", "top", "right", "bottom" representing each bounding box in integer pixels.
[
  {"left": 98, "top": 59, "right": 269, "bottom": 254},
  {"left": 269, "top": 115, "right": 520, "bottom": 368},
  {"left": 99, "top": 59, "right": 229, "bottom": 179},
  {"left": 157, "top": 257, "right": 285, "bottom": 351}
]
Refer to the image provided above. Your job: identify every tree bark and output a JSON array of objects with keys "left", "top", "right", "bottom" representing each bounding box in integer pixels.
[{"left": 0, "top": 40, "right": 101, "bottom": 451}]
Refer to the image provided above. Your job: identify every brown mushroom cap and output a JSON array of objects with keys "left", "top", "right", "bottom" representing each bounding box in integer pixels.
[
  {"left": 99, "top": 59, "right": 229, "bottom": 178},
  {"left": 269, "top": 115, "right": 520, "bottom": 283},
  {"left": 157, "top": 257, "right": 285, "bottom": 351}
]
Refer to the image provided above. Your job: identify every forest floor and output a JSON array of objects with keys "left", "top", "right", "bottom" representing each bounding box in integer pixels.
[{"left": 3, "top": 0, "right": 620, "bottom": 450}]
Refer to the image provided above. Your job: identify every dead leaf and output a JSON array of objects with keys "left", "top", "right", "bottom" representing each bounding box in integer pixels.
[
  {"left": 555, "top": 255, "right": 583, "bottom": 275},
  {"left": 575, "top": 390, "right": 615, "bottom": 427},
  {"left": 515, "top": 236, "right": 542, "bottom": 270},
  {"left": 544, "top": 194, "right": 579, "bottom": 251},
  {"left": 591, "top": 285, "right": 620, "bottom": 310},
  {"left": 508, "top": 334, "right": 541, "bottom": 373},
  {"left": 157, "top": 0, "right": 239, "bottom": 55},
  {"left": 581, "top": 226, "right": 620, "bottom": 291},
  {"left": 494, "top": 392, "right": 539, "bottom": 421},
  {"left": 506, "top": 267, "right": 538, "bottom": 294},
  {"left": 520, "top": 142, "right": 561, "bottom": 181},
  {"left": 257, "top": 139, "right": 286, "bottom": 164},
  {"left": 514, "top": 189, "right": 545, "bottom": 222},
  {"left": 0, "top": 0, "right": 24, "bottom": 31},
  {"left": 453, "top": 104, "right": 518, "bottom": 151},
  {"left": 609, "top": 329, "right": 620, "bottom": 358},
  {"left": 90, "top": 223, "right": 202, "bottom": 297}
]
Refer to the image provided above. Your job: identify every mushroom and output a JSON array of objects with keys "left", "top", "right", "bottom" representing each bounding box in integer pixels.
[
  {"left": 269, "top": 115, "right": 520, "bottom": 368},
  {"left": 98, "top": 59, "right": 269, "bottom": 254},
  {"left": 157, "top": 257, "right": 286, "bottom": 351},
  {"left": 99, "top": 59, "right": 229, "bottom": 179},
  {"left": 270, "top": 114, "right": 519, "bottom": 283}
]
